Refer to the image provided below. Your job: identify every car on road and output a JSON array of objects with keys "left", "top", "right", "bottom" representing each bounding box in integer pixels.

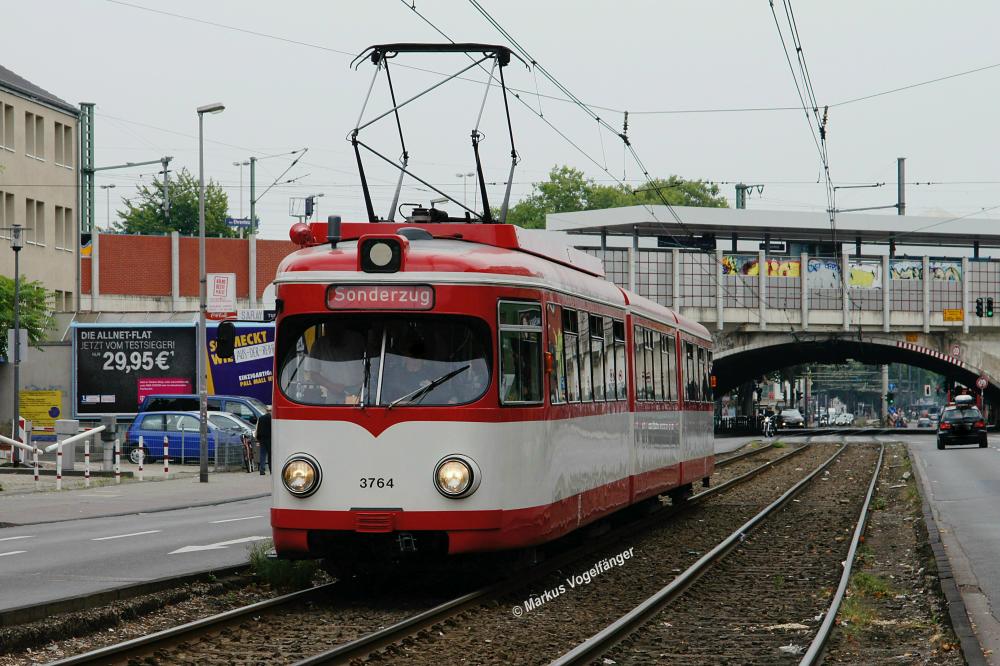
[
  {"left": 139, "top": 394, "right": 269, "bottom": 426},
  {"left": 124, "top": 410, "right": 249, "bottom": 464},
  {"left": 937, "top": 400, "right": 988, "bottom": 450},
  {"left": 917, "top": 416, "right": 932, "bottom": 428},
  {"left": 778, "top": 408, "right": 805, "bottom": 428}
]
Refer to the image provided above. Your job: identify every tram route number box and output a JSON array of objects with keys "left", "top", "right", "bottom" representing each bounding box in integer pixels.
[{"left": 73, "top": 324, "right": 197, "bottom": 416}]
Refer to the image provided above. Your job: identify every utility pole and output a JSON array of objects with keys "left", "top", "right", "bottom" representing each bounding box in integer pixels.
[
  {"left": 160, "top": 157, "right": 172, "bottom": 223},
  {"left": 735, "top": 183, "right": 746, "bottom": 209},
  {"left": 249, "top": 157, "right": 256, "bottom": 235}
]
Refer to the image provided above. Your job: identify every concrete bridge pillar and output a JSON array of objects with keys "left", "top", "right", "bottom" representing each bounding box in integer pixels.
[
  {"left": 923, "top": 255, "right": 931, "bottom": 333},
  {"left": 758, "top": 249, "right": 766, "bottom": 330},
  {"left": 716, "top": 248, "right": 724, "bottom": 331},
  {"left": 882, "top": 254, "right": 890, "bottom": 333},
  {"left": 800, "top": 251, "right": 808, "bottom": 330},
  {"left": 881, "top": 364, "right": 889, "bottom": 423},
  {"left": 962, "top": 256, "right": 970, "bottom": 335}
]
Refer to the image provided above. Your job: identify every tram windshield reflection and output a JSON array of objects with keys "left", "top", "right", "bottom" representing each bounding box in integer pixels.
[{"left": 279, "top": 315, "right": 491, "bottom": 407}]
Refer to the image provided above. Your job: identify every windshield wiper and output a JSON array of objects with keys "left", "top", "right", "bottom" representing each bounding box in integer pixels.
[
  {"left": 358, "top": 348, "right": 371, "bottom": 409},
  {"left": 387, "top": 365, "right": 470, "bottom": 409}
]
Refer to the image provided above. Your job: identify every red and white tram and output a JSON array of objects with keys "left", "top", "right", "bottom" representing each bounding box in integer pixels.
[{"left": 269, "top": 218, "right": 715, "bottom": 566}]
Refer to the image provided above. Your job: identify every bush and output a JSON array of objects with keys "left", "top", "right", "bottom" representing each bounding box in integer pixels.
[{"left": 248, "top": 540, "right": 319, "bottom": 590}]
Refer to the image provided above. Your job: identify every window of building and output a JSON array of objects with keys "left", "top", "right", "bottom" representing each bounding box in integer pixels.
[
  {"left": 1, "top": 103, "right": 14, "bottom": 150},
  {"left": 54, "top": 122, "right": 72, "bottom": 167},
  {"left": 24, "top": 111, "right": 34, "bottom": 156},
  {"left": 53, "top": 206, "right": 73, "bottom": 250},
  {"left": 613, "top": 320, "right": 626, "bottom": 399},
  {"left": 0, "top": 191, "right": 9, "bottom": 239},
  {"left": 498, "top": 301, "right": 543, "bottom": 404},
  {"left": 35, "top": 114, "right": 44, "bottom": 160},
  {"left": 563, "top": 308, "right": 580, "bottom": 402},
  {"left": 25, "top": 199, "right": 44, "bottom": 245}
]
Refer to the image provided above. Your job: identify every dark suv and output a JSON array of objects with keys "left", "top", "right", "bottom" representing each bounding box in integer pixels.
[{"left": 937, "top": 403, "right": 988, "bottom": 450}]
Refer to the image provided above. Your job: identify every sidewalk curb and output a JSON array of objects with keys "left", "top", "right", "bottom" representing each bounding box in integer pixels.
[
  {"left": 0, "top": 492, "right": 271, "bottom": 527},
  {"left": 0, "top": 564, "right": 251, "bottom": 627},
  {"left": 910, "top": 453, "right": 988, "bottom": 666}
]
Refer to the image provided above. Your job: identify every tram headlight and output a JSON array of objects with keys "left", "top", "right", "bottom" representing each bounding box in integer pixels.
[
  {"left": 282, "top": 455, "right": 321, "bottom": 497},
  {"left": 433, "top": 455, "right": 481, "bottom": 498}
]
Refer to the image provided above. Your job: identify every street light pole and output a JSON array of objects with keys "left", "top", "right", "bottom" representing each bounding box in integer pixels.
[
  {"left": 8, "top": 224, "right": 23, "bottom": 459},
  {"left": 232, "top": 161, "right": 249, "bottom": 218},
  {"left": 456, "top": 172, "right": 474, "bottom": 207},
  {"left": 99, "top": 184, "right": 116, "bottom": 231},
  {"left": 197, "top": 102, "right": 225, "bottom": 484}
]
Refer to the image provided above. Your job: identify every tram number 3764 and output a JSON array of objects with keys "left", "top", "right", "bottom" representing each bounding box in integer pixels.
[{"left": 360, "top": 477, "right": 395, "bottom": 489}]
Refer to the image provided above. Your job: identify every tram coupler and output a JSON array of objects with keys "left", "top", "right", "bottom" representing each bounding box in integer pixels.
[{"left": 396, "top": 532, "right": 418, "bottom": 552}]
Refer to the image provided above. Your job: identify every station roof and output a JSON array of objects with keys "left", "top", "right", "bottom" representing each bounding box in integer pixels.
[{"left": 547, "top": 205, "right": 1000, "bottom": 249}]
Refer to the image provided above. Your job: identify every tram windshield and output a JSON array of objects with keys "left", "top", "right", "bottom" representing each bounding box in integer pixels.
[{"left": 278, "top": 315, "right": 491, "bottom": 407}]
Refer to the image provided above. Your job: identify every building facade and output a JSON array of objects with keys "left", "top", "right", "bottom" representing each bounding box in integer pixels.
[{"left": 0, "top": 64, "right": 78, "bottom": 311}]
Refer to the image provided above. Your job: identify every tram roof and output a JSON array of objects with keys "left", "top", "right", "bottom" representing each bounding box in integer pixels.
[{"left": 547, "top": 205, "right": 1000, "bottom": 249}]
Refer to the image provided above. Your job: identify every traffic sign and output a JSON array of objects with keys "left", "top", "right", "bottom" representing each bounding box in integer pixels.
[
  {"left": 950, "top": 343, "right": 962, "bottom": 358},
  {"left": 924, "top": 384, "right": 931, "bottom": 397},
  {"left": 976, "top": 376, "right": 989, "bottom": 390},
  {"left": 225, "top": 216, "right": 253, "bottom": 228},
  {"left": 888, "top": 383, "right": 896, "bottom": 392}
]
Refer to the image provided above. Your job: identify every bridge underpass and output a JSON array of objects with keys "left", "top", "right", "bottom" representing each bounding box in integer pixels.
[{"left": 549, "top": 204, "right": 1000, "bottom": 423}]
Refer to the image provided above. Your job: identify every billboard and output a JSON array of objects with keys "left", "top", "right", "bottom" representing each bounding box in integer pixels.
[
  {"left": 206, "top": 322, "right": 275, "bottom": 405},
  {"left": 73, "top": 324, "right": 196, "bottom": 416}
]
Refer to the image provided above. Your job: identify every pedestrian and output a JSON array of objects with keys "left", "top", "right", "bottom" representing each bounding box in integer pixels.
[{"left": 255, "top": 409, "right": 271, "bottom": 475}]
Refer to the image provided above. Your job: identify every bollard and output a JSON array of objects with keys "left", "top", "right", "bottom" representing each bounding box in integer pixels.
[
  {"left": 163, "top": 435, "right": 169, "bottom": 477},
  {"left": 33, "top": 446, "right": 39, "bottom": 490},
  {"left": 84, "top": 438, "right": 91, "bottom": 488},
  {"left": 138, "top": 435, "right": 144, "bottom": 482},
  {"left": 56, "top": 443, "right": 63, "bottom": 491},
  {"left": 114, "top": 437, "right": 121, "bottom": 485}
]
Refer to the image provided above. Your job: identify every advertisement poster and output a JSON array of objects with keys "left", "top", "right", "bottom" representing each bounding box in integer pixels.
[
  {"left": 206, "top": 322, "right": 275, "bottom": 405},
  {"left": 74, "top": 324, "right": 196, "bottom": 415},
  {"left": 848, "top": 261, "right": 882, "bottom": 289},
  {"left": 19, "top": 390, "right": 62, "bottom": 429}
]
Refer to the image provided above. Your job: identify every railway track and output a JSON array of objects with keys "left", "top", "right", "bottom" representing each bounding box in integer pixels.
[{"left": 43, "top": 442, "right": 812, "bottom": 666}]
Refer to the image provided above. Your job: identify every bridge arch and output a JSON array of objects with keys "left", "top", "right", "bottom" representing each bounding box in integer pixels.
[{"left": 714, "top": 333, "right": 1000, "bottom": 402}]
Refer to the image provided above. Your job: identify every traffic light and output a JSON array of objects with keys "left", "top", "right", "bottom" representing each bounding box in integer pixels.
[
  {"left": 988, "top": 297, "right": 995, "bottom": 318},
  {"left": 886, "top": 391, "right": 895, "bottom": 406},
  {"left": 976, "top": 297, "right": 984, "bottom": 317},
  {"left": 304, "top": 196, "right": 315, "bottom": 218}
]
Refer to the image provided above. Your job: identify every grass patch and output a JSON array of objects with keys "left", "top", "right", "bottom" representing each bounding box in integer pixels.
[
  {"left": 855, "top": 543, "right": 875, "bottom": 567},
  {"left": 838, "top": 596, "right": 877, "bottom": 636},
  {"left": 851, "top": 571, "right": 895, "bottom": 598},
  {"left": 904, "top": 484, "right": 921, "bottom": 507},
  {"left": 772, "top": 574, "right": 785, "bottom": 590},
  {"left": 772, "top": 440, "right": 787, "bottom": 448},
  {"left": 248, "top": 540, "right": 319, "bottom": 590},
  {"left": 870, "top": 496, "right": 887, "bottom": 511}
]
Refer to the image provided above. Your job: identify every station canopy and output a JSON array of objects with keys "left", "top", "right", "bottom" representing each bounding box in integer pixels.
[{"left": 547, "top": 205, "right": 1000, "bottom": 249}]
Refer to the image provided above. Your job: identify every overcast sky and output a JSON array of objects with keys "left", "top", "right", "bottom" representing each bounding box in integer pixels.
[{"left": 4, "top": 1, "right": 1000, "bottom": 240}]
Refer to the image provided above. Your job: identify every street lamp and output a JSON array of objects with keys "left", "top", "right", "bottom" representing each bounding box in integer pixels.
[
  {"left": 7, "top": 224, "right": 23, "bottom": 460},
  {"left": 456, "top": 172, "right": 475, "bottom": 207},
  {"left": 232, "top": 161, "right": 249, "bottom": 218},
  {"left": 197, "top": 102, "right": 225, "bottom": 484},
  {"left": 99, "top": 184, "right": 116, "bottom": 231}
]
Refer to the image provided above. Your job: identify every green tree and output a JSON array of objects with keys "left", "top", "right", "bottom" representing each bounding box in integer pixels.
[
  {"left": 504, "top": 165, "right": 728, "bottom": 229},
  {"left": 0, "top": 276, "right": 54, "bottom": 358},
  {"left": 116, "top": 168, "right": 234, "bottom": 237}
]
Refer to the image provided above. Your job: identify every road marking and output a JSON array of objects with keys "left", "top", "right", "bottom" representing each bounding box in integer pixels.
[
  {"left": 210, "top": 515, "right": 264, "bottom": 524},
  {"left": 92, "top": 530, "right": 161, "bottom": 542},
  {"left": 0, "top": 536, "right": 34, "bottom": 542},
  {"left": 0, "top": 551, "right": 27, "bottom": 557},
  {"left": 169, "top": 536, "right": 269, "bottom": 555}
]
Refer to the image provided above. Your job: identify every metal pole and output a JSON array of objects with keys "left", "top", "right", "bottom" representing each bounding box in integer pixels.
[
  {"left": 897, "top": 157, "right": 905, "bottom": 216},
  {"left": 12, "top": 239, "right": 20, "bottom": 460},
  {"left": 249, "top": 157, "right": 256, "bottom": 234},
  {"left": 198, "top": 112, "right": 208, "bottom": 483}
]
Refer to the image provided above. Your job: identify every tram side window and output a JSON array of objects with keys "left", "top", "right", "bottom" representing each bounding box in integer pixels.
[
  {"left": 589, "top": 315, "right": 605, "bottom": 401},
  {"left": 652, "top": 330, "right": 664, "bottom": 401},
  {"left": 644, "top": 329, "right": 656, "bottom": 400},
  {"left": 578, "top": 311, "right": 593, "bottom": 401},
  {"left": 563, "top": 308, "right": 581, "bottom": 402},
  {"left": 684, "top": 341, "right": 699, "bottom": 401},
  {"left": 699, "top": 347, "right": 711, "bottom": 402},
  {"left": 498, "top": 301, "right": 543, "bottom": 404},
  {"left": 546, "top": 304, "right": 566, "bottom": 404},
  {"left": 613, "top": 320, "right": 627, "bottom": 399},
  {"left": 633, "top": 325, "right": 646, "bottom": 400},
  {"left": 661, "top": 333, "right": 675, "bottom": 401},
  {"left": 603, "top": 317, "right": 616, "bottom": 401}
]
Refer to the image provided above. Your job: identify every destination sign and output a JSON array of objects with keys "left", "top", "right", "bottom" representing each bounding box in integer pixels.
[{"left": 326, "top": 284, "right": 434, "bottom": 311}]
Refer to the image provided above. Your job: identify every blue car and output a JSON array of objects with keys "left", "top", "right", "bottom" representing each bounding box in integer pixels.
[
  {"left": 138, "top": 394, "right": 269, "bottom": 426},
  {"left": 124, "top": 411, "right": 248, "bottom": 464}
]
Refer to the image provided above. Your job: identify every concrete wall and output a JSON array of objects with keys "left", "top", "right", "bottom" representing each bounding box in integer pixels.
[
  {"left": 0, "top": 342, "right": 71, "bottom": 425},
  {"left": 0, "top": 88, "right": 78, "bottom": 309}
]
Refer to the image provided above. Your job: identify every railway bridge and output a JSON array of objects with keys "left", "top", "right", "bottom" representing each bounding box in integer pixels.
[{"left": 549, "top": 204, "right": 1000, "bottom": 409}]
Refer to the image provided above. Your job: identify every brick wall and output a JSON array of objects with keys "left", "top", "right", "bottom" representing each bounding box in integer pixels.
[{"left": 83, "top": 233, "right": 300, "bottom": 299}]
